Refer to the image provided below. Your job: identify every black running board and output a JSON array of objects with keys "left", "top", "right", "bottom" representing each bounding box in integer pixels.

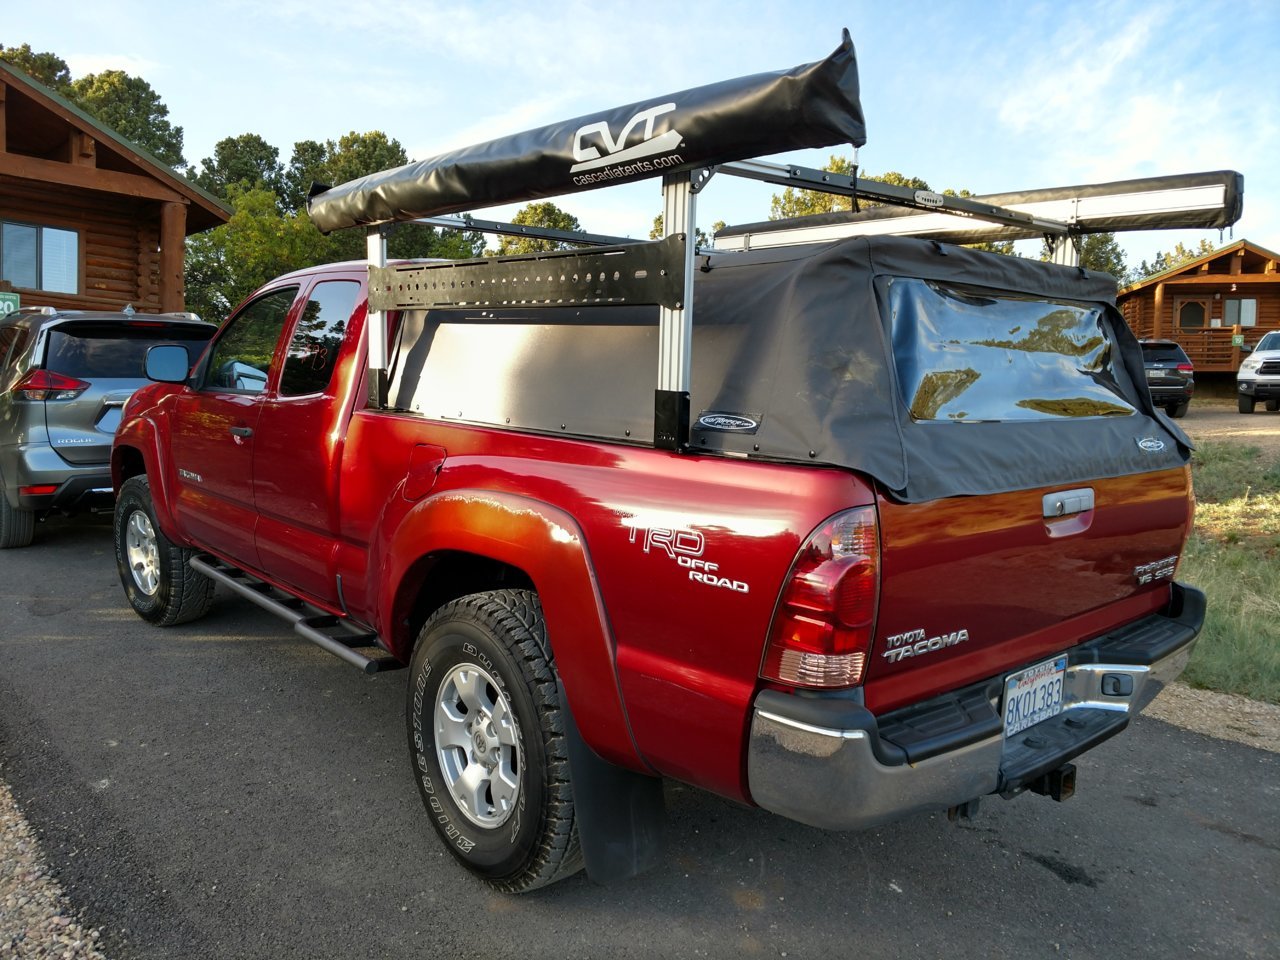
[{"left": 189, "top": 554, "right": 404, "bottom": 674}]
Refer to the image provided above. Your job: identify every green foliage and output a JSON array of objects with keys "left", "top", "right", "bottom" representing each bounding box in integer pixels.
[
  {"left": 69, "top": 69, "right": 185, "bottom": 167},
  {"left": 1178, "top": 440, "right": 1280, "bottom": 703},
  {"left": 191, "top": 133, "right": 284, "bottom": 200},
  {"left": 1133, "top": 239, "right": 1217, "bottom": 281},
  {"left": 184, "top": 186, "right": 330, "bottom": 322},
  {"left": 488, "top": 202, "right": 583, "bottom": 255},
  {"left": 0, "top": 43, "right": 71, "bottom": 91},
  {"left": 1038, "top": 232, "right": 1128, "bottom": 281},
  {"left": 280, "top": 131, "right": 409, "bottom": 214}
]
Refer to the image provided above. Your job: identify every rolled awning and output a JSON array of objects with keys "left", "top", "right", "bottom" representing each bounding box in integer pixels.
[{"left": 307, "top": 30, "right": 866, "bottom": 233}]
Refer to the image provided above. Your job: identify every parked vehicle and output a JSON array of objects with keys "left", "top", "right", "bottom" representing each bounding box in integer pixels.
[
  {"left": 0, "top": 307, "right": 214, "bottom": 548},
  {"left": 1236, "top": 329, "right": 1280, "bottom": 413},
  {"left": 1140, "top": 339, "right": 1194, "bottom": 418},
  {"left": 111, "top": 37, "right": 1205, "bottom": 893}
]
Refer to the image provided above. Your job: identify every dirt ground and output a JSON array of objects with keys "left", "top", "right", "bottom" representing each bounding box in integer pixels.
[{"left": 1178, "top": 395, "right": 1280, "bottom": 454}]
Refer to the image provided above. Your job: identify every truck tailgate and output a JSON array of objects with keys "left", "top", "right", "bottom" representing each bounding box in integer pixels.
[{"left": 864, "top": 465, "right": 1192, "bottom": 712}]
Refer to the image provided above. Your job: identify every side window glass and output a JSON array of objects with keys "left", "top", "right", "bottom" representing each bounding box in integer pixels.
[
  {"left": 204, "top": 287, "right": 298, "bottom": 393},
  {"left": 279, "top": 281, "right": 360, "bottom": 397}
]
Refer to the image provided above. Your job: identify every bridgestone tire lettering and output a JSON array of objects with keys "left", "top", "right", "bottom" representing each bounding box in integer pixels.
[{"left": 404, "top": 589, "right": 582, "bottom": 892}]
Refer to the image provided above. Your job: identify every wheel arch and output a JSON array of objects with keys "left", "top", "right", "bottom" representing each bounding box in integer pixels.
[
  {"left": 382, "top": 489, "right": 647, "bottom": 773},
  {"left": 111, "top": 417, "right": 183, "bottom": 544}
]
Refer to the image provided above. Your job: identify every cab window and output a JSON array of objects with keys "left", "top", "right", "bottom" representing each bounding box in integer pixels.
[
  {"left": 204, "top": 287, "right": 298, "bottom": 393},
  {"left": 279, "top": 281, "right": 360, "bottom": 397}
]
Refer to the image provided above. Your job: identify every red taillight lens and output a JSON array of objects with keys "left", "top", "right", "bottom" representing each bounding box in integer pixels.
[
  {"left": 19, "top": 484, "right": 59, "bottom": 496},
  {"left": 1176, "top": 363, "right": 1194, "bottom": 373},
  {"left": 13, "top": 369, "right": 90, "bottom": 401},
  {"left": 761, "top": 506, "right": 880, "bottom": 689}
]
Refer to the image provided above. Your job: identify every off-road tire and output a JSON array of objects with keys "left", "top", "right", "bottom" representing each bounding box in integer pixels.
[
  {"left": 406, "top": 589, "right": 582, "bottom": 892},
  {"left": 0, "top": 482, "right": 35, "bottom": 549},
  {"left": 1238, "top": 395, "right": 1256, "bottom": 414},
  {"left": 114, "top": 475, "right": 214, "bottom": 625},
  {"left": 1168, "top": 401, "right": 1190, "bottom": 419}
]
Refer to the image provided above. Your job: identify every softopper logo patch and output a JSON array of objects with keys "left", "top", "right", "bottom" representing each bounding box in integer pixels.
[{"left": 570, "top": 102, "right": 683, "bottom": 174}]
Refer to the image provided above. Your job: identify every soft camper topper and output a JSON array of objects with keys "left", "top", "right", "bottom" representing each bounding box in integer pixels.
[{"left": 305, "top": 31, "right": 1242, "bottom": 453}]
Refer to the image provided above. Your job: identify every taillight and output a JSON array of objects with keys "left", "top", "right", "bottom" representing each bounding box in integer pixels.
[
  {"left": 12, "top": 369, "right": 90, "bottom": 401},
  {"left": 1176, "top": 363, "right": 1194, "bottom": 373},
  {"left": 761, "top": 506, "right": 880, "bottom": 689}
]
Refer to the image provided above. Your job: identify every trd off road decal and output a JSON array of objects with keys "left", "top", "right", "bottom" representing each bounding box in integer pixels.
[{"left": 626, "top": 521, "right": 750, "bottom": 594}]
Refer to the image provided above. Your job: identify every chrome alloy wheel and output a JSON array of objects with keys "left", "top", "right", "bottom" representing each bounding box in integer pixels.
[
  {"left": 435, "top": 662, "right": 523, "bottom": 828},
  {"left": 125, "top": 509, "right": 161, "bottom": 596}
]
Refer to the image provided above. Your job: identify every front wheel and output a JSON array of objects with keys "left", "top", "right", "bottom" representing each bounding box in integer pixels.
[
  {"left": 406, "top": 590, "right": 581, "bottom": 892},
  {"left": 1266, "top": 400, "right": 1280, "bottom": 412},
  {"left": 1239, "top": 395, "right": 1256, "bottom": 414},
  {"left": 114, "top": 475, "right": 214, "bottom": 625}
]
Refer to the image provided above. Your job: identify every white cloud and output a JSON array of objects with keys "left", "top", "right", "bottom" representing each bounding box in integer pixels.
[{"left": 64, "top": 53, "right": 162, "bottom": 78}]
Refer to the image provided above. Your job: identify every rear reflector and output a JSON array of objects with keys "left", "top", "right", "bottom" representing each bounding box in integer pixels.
[
  {"left": 13, "top": 369, "right": 90, "bottom": 401},
  {"left": 19, "top": 484, "right": 59, "bottom": 496},
  {"left": 761, "top": 506, "right": 880, "bottom": 689}
]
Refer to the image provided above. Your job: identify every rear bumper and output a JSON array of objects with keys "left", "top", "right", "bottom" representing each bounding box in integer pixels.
[
  {"left": 0, "top": 442, "right": 113, "bottom": 513},
  {"left": 747, "top": 582, "right": 1204, "bottom": 831},
  {"left": 1147, "top": 385, "right": 1192, "bottom": 404}
]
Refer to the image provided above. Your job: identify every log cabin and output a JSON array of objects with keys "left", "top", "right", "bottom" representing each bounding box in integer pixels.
[
  {"left": 1118, "top": 239, "right": 1280, "bottom": 373},
  {"left": 0, "top": 60, "right": 228, "bottom": 315}
]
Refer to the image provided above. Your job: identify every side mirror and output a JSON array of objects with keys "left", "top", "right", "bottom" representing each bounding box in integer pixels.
[
  {"left": 1240, "top": 343, "right": 1253, "bottom": 355},
  {"left": 145, "top": 343, "right": 191, "bottom": 383}
]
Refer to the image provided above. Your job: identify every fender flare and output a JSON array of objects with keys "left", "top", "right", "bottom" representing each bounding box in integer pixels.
[
  {"left": 111, "top": 415, "right": 184, "bottom": 544},
  {"left": 381, "top": 488, "right": 649, "bottom": 774}
]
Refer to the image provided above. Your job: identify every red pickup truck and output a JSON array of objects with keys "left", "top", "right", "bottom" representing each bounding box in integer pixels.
[{"left": 111, "top": 39, "right": 1207, "bottom": 892}]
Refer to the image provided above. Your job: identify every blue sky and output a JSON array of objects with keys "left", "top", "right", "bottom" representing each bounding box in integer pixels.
[{"left": 8, "top": 0, "right": 1278, "bottom": 267}]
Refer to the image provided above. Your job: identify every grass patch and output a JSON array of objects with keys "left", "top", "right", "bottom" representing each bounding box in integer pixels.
[{"left": 1177, "top": 442, "right": 1280, "bottom": 703}]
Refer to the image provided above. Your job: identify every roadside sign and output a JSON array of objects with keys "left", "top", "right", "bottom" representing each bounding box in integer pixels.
[
  {"left": 0, "top": 291, "right": 18, "bottom": 316},
  {"left": 1232, "top": 334, "right": 1245, "bottom": 347}
]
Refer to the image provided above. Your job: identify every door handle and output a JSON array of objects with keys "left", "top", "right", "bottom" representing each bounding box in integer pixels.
[{"left": 229, "top": 426, "right": 254, "bottom": 438}]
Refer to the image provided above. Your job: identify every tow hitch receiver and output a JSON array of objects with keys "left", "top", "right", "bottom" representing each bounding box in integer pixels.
[{"left": 1028, "top": 763, "right": 1076, "bottom": 802}]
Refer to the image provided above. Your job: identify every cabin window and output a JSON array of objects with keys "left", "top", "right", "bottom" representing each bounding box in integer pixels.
[
  {"left": 1176, "top": 299, "right": 1207, "bottom": 329},
  {"left": 0, "top": 221, "right": 79, "bottom": 295},
  {"left": 1224, "top": 298, "right": 1257, "bottom": 327}
]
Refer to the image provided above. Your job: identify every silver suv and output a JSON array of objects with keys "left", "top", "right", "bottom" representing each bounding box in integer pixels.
[
  {"left": 1237, "top": 330, "right": 1280, "bottom": 414},
  {"left": 0, "top": 307, "right": 215, "bottom": 547}
]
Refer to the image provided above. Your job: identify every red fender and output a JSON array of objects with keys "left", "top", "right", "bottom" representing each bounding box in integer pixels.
[
  {"left": 380, "top": 489, "right": 648, "bottom": 774},
  {"left": 112, "top": 412, "right": 187, "bottom": 547}
]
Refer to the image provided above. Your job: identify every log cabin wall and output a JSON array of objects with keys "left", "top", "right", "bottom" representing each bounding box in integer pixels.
[
  {"left": 1117, "top": 241, "right": 1280, "bottom": 372},
  {"left": 0, "top": 63, "right": 228, "bottom": 316},
  {"left": 0, "top": 176, "right": 162, "bottom": 312}
]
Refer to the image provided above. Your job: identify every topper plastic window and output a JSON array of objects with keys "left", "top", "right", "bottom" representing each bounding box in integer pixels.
[
  {"left": 887, "top": 278, "right": 1135, "bottom": 421},
  {"left": 0, "top": 222, "right": 78, "bottom": 295},
  {"left": 204, "top": 287, "right": 298, "bottom": 394},
  {"left": 279, "top": 281, "right": 359, "bottom": 397}
]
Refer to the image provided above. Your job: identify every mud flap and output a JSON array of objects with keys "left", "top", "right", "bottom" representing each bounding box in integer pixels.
[{"left": 562, "top": 689, "right": 665, "bottom": 884}]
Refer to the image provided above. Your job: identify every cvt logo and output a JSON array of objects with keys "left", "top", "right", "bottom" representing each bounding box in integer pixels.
[{"left": 571, "top": 103, "right": 682, "bottom": 173}]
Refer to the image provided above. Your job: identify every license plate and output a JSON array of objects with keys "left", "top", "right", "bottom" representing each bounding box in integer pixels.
[
  {"left": 1145, "top": 368, "right": 1162, "bottom": 380},
  {"left": 1003, "top": 656, "right": 1067, "bottom": 737}
]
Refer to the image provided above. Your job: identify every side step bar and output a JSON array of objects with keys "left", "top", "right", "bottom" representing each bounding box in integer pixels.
[{"left": 189, "top": 554, "right": 404, "bottom": 675}]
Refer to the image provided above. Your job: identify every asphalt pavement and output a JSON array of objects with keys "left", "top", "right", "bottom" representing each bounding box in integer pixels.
[{"left": 1, "top": 514, "right": 1276, "bottom": 960}]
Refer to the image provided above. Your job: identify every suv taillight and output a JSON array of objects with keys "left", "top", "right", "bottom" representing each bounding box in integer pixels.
[
  {"left": 12, "top": 369, "right": 90, "bottom": 401},
  {"left": 761, "top": 506, "right": 880, "bottom": 689},
  {"left": 1176, "top": 363, "right": 1194, "bottom": 373}
]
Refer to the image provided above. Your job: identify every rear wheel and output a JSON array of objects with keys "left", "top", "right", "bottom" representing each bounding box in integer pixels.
[
  {"left": 0, "top": 484, "right": 35, "bottom": 549},
  {"left": 114, "top": 475, "right": 214, "bottom": 625},
  {"left": 1167, "top": 401, "right": 1190, "bottom": 419},
  {"left": 406, "top": 589, "right": 581, "bottom": 892},
  {"left": 1266, "top": 400, "right": 1280, "bottom": 412},
  {"left": 1239, "top": 395, "right": 1256, "bottom": 414}
]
